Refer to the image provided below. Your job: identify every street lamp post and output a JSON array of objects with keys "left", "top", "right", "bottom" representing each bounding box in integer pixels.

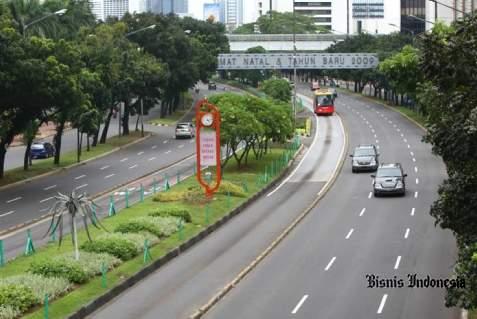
[
  {"left": 292, "top": 0, "right": 297, "bottom": 128},
  {"left": 22, "top": 8, "right": 67, "bottom": 36}
]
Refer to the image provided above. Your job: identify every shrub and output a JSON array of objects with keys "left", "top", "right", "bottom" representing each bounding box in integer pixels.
[
  {"left": 0, "top": 305, "right": 20, "bottom": 319},
  {"left": 149, "top": 207, "right": 192, "bottom": 222},
  {"left": 0, "top": 274, "right": 70, "bottom": 303},
  {"left": 80, "top": 235, "right": 138, "bottom": 261},
  {"left": 115, "top": 217, "right": 179, "bottom": 238},
  {"left": 218, "top": 180, "right": 247, "bottom": 197},
  {"left": 153, "top": 190, "right": 187, "bottom": 202},
  {"left": 29, "top": 259, "right": 89, "bottom": 284},
  {"left": 55, "top": 252, "right": 121, "bottom": 278},
  {"left": 0, "top": 285, "right": 35, "bottom": 313}
]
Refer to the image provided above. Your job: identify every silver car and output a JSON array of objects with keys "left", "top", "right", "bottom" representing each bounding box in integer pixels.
[
  {"left": 175, "top": 122, "right": 195, "bottom": 139},
  {"left": 350, "top": 144, "right": 379, "bottom": 172},
  {"left": 372, "top": 163, "right": 407, "bottom": 197}
]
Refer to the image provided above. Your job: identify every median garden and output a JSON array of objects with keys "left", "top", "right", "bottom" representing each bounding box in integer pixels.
[{"left": 0, "top": 92, "right": 299, "bottom": 318}]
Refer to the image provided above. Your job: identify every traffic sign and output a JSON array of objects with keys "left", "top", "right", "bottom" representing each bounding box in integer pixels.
[{"left": 217, "top": 53, "right": 379, "bottom": 70}]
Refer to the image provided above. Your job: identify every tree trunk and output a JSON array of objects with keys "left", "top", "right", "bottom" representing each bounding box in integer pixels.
[
  {"left": 87, "top": 134, "right": 90, "bottom": 152},
  {"left": 100, "top": 107, "right": 114, "bottom": 144},
  {"left": 0, "top": 134, "right": 13, "bottom": 179},
  {"left": 122, "top": 100, "right": 130, "bottom": 136},
  {"left": 135, "top": 114, "right": 140, "bottom": 131},
  {"left": 53, "top": 121, "right": 65, "bottom": 165},
  {"left": 92, "top": 119, "right": 101, "bottom": 147},
  {"left": 23, "top": 140, "right": 33, "bottom": 171}
]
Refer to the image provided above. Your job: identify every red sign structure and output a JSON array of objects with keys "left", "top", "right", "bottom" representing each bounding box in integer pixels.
[{"left": 195, "top": 99, "right": 221, "bottom": 197}]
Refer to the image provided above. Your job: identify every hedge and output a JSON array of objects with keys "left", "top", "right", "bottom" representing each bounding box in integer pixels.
[
  {"left": 115, "top": 217, "right": 179, "bottom": 238},
  {"left": 30, "top": 259, "right": 89, "bottom": 284},
  {"left": 148, "top": 207, "right": 192, "bottom": 223},
  {"left": 0, "top": 285, "right": 36, "bottom": 314}
]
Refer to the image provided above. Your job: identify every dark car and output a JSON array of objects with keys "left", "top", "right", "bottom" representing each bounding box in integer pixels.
[
  {"left": 350, "top": 144, "right": 379, "bottom": 172},
  {"left": 30, "top": 142, "right": 55, "bottom": 159},
  {"left": 371, "top": 163, "right": 407, "bottom": 196},
  {"left": 175, "top": 122, "right": 195, "bottom": 139},
  {"left": 208, "top": 81, "right": 217, "bottom": 90}
]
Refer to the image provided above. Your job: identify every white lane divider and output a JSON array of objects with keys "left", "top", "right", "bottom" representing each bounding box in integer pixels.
[
  {"left": 374, "top": 134, "right": 377, "bottom": 138},
  {"left": 148, "top": 157, "right": 156, "bottom": 161},
  {"left": 178, "top": 144, "right": 184, "bottom": 149},
  {"left": 345, "top": 228, "right": 354, "bottom": 239},
  {"left": 120, "top": 158, "right": 128, "bottom": 162},
  {"left": 414, "top": 166, "right": 418, "bottom": 173},
  {"left": 412, "top": 158, "right": 416, "bottom": 162},
  {"left": 291, "top": 295, "right": 309, "bottom": 314},
  {"left": 324, "top": 257, "right": 337, "bottom": 271},
  {"left": 404, "top": 228, "right": 410, "bottom": 239},
  {"left": 414, "top": 191, "right": 419, "bottom": 198},
  {"left": 410, "top": 151, "right": 414, "bottom": 156},
  {"left": 359, "top": 208, "right": 366, "bottom": 216},
  {"left": 6, "top": 197, "right": 22, "bottom": 204},
  {"left": 371, "top": 129, "right": 375, "bottom": 133},
  {"left": 368, "top": 192, "right": 373, "bottom": 199},
  {"left": 163, "top": 140, "right": 168, "bottom": 144},
  {"left": 404, "top": 138, "right": 408, "bottom": 143},
  {"left": 401, "top": 133, "right": 404, "bottom": 137},
  {"left": 394, "top": 256, "right": 402, "bottom": 269},
  {"left": 100, "top": 165, "right": 110, "bottom": 170},
  {"left": 377, "top": 145, "right": 380, "bottom": 149},
  {"left": 411, "top": 208, "right": 415, "bottom": 216},
  {"left": 416, "top": 178, "right": 419, "bottom": 185},
  {"left": 43, "top": 185, "right": 56, "bottom": 191},
  {"left": 376, "top": 139, "right": 379, "bottom": 144},
  {"left": 407, "top": 144, "right": 411, "bottom": 149},
  {"left": 128, "top": 164, "right": 138, "bottom": 169},
  {"left": 377, "top": 294, "right": 388, "bottom": 314},
  {"left": 104, "top": 174, "right": 115, "bottom": 179},
  {"left": 165, "top": 150, "right": 172, "bottom": 154},
  {"left": 151, "top": 145, "right": 157, "bottom": 149},
  {"left": 0, "top": 211, "right": 14, "bottom": 218},
  {"left": 137, "top": 151, "right": 144, "bottom": 156},
  {"left": 39, "top": 197, "right": 54, "bottom": 204},
  {"left": 76, "top": 184, "right": 88, "bottom": 190},
  {"left": 74, "top": 175, "right": 86, "bottom": 180}
]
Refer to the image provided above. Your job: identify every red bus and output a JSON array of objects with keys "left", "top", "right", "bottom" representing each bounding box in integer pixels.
[{"left": 314, "top": 90, "right": 335, "bottom": 116}]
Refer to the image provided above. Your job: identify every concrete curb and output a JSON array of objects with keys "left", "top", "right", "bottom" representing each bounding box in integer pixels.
[
  {"left": 0, "top": 134, "right": 152, "bottom": 193},
  {"left": 189, "top": 112, "right": 349, "bottom": 319},
  {"left": 66, "top": 144, "right": 304, "bottom": 319}
]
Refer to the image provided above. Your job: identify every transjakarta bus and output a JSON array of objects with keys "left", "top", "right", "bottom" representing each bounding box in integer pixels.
[{"left": 314, "top": 89, "right": 335, "bottom": 116}]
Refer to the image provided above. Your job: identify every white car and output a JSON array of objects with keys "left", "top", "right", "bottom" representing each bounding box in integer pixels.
[{"left": 175, "top": 122, "right": 195, "bottom": 139}]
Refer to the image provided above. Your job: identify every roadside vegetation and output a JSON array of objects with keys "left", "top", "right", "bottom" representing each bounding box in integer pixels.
[{"left": 0, "top": 0, "right": 229, "bottom": 179}]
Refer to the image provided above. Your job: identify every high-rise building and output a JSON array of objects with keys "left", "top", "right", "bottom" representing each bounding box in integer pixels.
[
  {"left": 400, "top": 0, "right": 425, "bottom": 34},
  {"left": 204, "top": 2, "right": 223, "bottom": 22},
  {"left": 427, "top": 0, "right": 477, "bottom": 30},
  {"left": 151, "top": 0, "right": 188, "bottom": 14},
  {"left": 223, "top": 0, "right": 244, "bottom": 30},
  {"left": 89, "top": 0, "right": 104, "bottom": 21},
  {"left": 103, "top": 0, "right": 129, "bottom": 19}
]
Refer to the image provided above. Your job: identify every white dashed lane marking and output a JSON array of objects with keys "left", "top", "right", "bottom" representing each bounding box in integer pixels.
[
  {"left": 324, "top": 257, "right": 337, "bottom": 271},
  {"left": 345, "top": 228, "right": 354, "bottom": 239},
  {"left": 39, "top": 197, "right": 54, "bottom": 204},
  {"left": 75, "top": 175, "right": 86, "bottom": 180},
  {"left": 75, "top": 184, "right": 88, "bottom": 190},
  {"left": 128, "top": 164, "right": 138, "bottom": 169},
  {"left": 151, "top": 145, "right": 157, "bottom": 149},
  {"left": 100, "top": 165, "right": 110, "bottom": 170},
  {"left": 394, "top": 256, "right": 402, "bottom": 269},
  {"left": 411, "top": 208, "right": 416, "bottom": 216},
  {"left": 43, "top": 185, "right": 56, "bottom": 191},
  {"left": 359, "top": 208, "right": 366, "bottom": 216},
  {"left": 377, "top": 294, "right": 388, "bottom": 314},
  {"left": 291, "top": 295, "right": 309, "bottom": 314},
  {"left": 6, "top": 197, "right": 21, "bottom": 204},
  {"left": 414, "top": 191, "right": 419, "bottom": 198},
  {"left": 120, "top": 158, "right": 128, "bottom": 162},
  {"left": 404, "top": 228, "right": 410, "bottom": 239},
  {"left": 137, "top": 151, "right": 144, "bottom": 156},
  {"left": 0, "top": 211, "right": 15, "bottom": 218},
  {"left": 148, "top": 157, "right": 156, "bottom": 161},
  {"left": 104, "top": 174, "right": 115, "bottom": 179}
]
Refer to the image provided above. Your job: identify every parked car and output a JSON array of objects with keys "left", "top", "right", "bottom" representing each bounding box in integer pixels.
[
  {"left": 350, "top": 144, "right": 379, "bottom": 172},
  {"left": 208, "top": 81, "right": 217, "bottom": 90},
  {"left": 30, "top": 142, "right": 55, "bottom": 159},
  {"left": 371, "top": 163, "right": 407, "bottom": 196},
  {"left": 175, "top": 122, "right": 195, "bottom": 139}
]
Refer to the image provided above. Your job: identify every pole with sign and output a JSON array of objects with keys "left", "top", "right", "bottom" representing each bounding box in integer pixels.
[{"left": 195, "top": 99, "right": 221, "bottom": 197}]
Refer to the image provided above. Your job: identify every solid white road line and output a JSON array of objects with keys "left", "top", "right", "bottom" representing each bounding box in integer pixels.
[
  {"left": 404, "top": 228, "right": 410, "bottom": 239},
  {"left": 43, "top": 185, "right": 56, "bottom": 191},
  {"left": 345, "top": 228, "right": 354, "bottom": 239},
  {"left": 414, "top": 166, "right": 418, "bottom": 173},
  {"left": 416, "top": 178, "right": 419, "bottom": 185},
  {"left": 178, "top": 144, "right": 184, "bottom": 148},
  {"left": 0, "top": 211, "right": 14, "bottom": 218},
  {"left": 359, "top": 208, "right": 366, "bottom": 216},
  {"left": 100, "top": 165, "right": 110, "bottom": 170},
  {"left": 325, "top": 257, "right": 336, "bottom": 271},
  {"left": 75, "top": 174, "right": 86, "bottom": 180},
  {"left": 151, "top": 145, "right": 157, "bottom": 149},
  {"left": 137, "top": 151, "right": 144, "bottom": 156},
  {"left": 6, "top": 197, "right": 22, "bottom": 204},
  {"left": 414, "top": 191, "right": 418, "bottom": 198},
  {"left": 120, "top": 158, "right": 128, "bottom": 162},
  {"left": 148, "top": 157, "right": 156, "bottom": 161},
  {"left": 291, "top": 295, "right": 309, "bottom": 314},
  {"left": 368, "top": 192, "right": 373, "bottom": 199},
  {"left": 128, "top": 164, "right": 138, "bottom": 169},
  {"left": 411, "top": 208, "right": 415, "bottom": 216},
  {"left": 76, "top": 184, "right": 88, "bottom": 190},
  {"left": 394, "top": 256, "right": 402, "bottom": 269},
  {"left": 377, "top": 294, "right": 388, "bottom": 314},
  {"left": 39, "top": 197, "right": 54, "bottom": 204},
  {"left": 104, "top": 174, "right": 115, "bottom": 179},
  {"left": 165, "top": 150, "right": 171, "bottom": 154}
]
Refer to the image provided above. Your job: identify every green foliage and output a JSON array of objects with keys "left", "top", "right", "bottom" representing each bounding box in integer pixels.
[
  {"left": 149, "top": 208, "right": 192, "bottom": 223},
  {"left": 55, "top": 252, "right": 121, "bottom": 278},
  {"left": 115, "top": 216, "right": 179, "bottom": 238},
  {"left": 234, "top": 11, "right": 325, "bottom": 34},
  {"left": 153, "top": 190, "right": 189, "bottom": 202},
  {"left": 0, "top": 274, "right": 70, "bottom": 303},
  {"left": 29, "top": 259, "right": 89, "bottom": 284},
  {"left": 260, "top": 77, "right": 292, "bottom": 102},
  {"left": 80, "top": 235, "right": 138, "bottom": 261},
  {"left": 218, "top": 181, "right": 247, "bottom": 197},
  {"left": 0, "top": 305, "right": 20, "bottom": 319},
  {"left": 0, "top": 285, "right": 35, "bottom": 314}
]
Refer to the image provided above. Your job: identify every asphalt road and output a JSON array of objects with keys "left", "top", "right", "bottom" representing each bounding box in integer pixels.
[
  {"left": 204, "top": 88, "right": 459, "bottom": 319},
  {"left": 89, "top": 91, "right": 345, "bottom": 318},
  {"left": 91, "top": 87, "right": 458, "bottom": 319}
]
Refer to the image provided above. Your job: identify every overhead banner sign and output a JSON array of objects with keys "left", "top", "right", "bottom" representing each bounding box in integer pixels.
[{"left": 217, "top": 53, "right": 379, "bottom": 70}]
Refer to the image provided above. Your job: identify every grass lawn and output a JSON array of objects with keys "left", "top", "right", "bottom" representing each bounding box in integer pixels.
[
  {"left": 0, "top": 132, "right": 144, "bottom": 188},
  {"left": 0, "top": 146, "right": 296, "bottom": 319},
  {"left": 148, "top": 110, "right": 187, "bottom": 126},
  {"left": 393, "top": 106, "right": 427, "bottom": 128}
]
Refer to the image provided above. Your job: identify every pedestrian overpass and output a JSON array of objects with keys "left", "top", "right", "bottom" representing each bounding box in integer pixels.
[{"left": 226, "top": 34, "right": 353, "bottom": 52}]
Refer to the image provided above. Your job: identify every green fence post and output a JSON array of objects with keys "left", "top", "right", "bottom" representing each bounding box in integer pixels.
[
  {"left": 140, "top": 184, "right": 144, "bottom": 203},
  {"left": 0, "top": 240, "right": 4, "bottom": 267},
  {"left": 125, "top": 189, "right": 130, "bottom": 208},
  {"left": 178, "top": 218, "right": 184, "bottom": 241},
  {"left": 143, "top": 239, "right": 152, "bottom": 263},
  {"left": 153, "top": 178, "right": 157, "bottom": 194},
  {"left": 242, "top": 181, "right": 248, "bottom": 193},
  {"left": 101, "top": 262, "right": 107, "bottom": 288},
  {"left": 108, "top": 195, "right": 116, "bottom": 217},
  {"left": 48, "top": 228, "right": 56, "bottom": 243},
  {"left": 24, "top": 229, "right": 35, "bottom": 256},
  {"left": 164, "top": 178, "right": 170, "bottom": 191},
  {"left": 43, "top": 294, "right": 49, "bottom": 319}
]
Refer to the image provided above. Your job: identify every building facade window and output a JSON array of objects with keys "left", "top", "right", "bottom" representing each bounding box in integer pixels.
[{"left": 401, "top": 0, "right": 425, "bottom": 34}]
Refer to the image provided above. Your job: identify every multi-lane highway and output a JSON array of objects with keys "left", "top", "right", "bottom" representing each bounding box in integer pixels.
[{"left": 90, "top": 87, "right": 459, "bottom": 319}]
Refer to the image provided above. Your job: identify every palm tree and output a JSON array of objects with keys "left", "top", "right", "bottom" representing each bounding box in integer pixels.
[{"left": 45, "top": 191, "right": 105, "bottom": 260}]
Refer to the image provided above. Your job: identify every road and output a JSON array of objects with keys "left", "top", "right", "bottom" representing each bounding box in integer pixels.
[{"left": 91, "top": 88, "right": 458, "bottom": 319}]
